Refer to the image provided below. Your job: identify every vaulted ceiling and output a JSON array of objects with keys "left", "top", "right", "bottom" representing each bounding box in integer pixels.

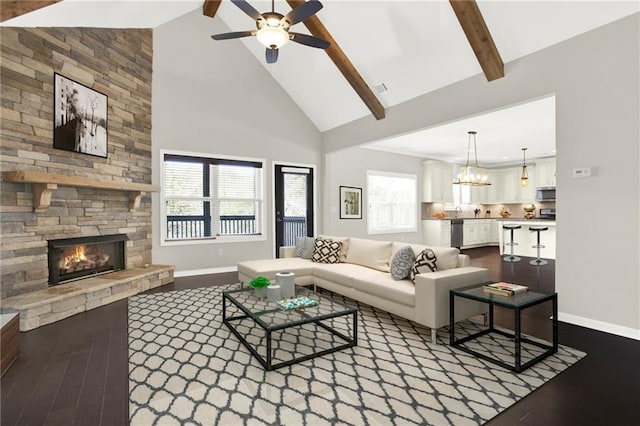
[{"left": 2, "top": 0, "right": 638, "bottom": 162}]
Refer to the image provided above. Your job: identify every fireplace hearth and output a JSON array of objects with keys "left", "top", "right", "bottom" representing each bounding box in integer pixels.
[{"left": 48, "top": 234, "right": 127, "bottom": 285}]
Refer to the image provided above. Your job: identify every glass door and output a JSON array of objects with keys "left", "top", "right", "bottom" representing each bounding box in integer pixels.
[{"left": 274, "top": 165, "right": 314, "bottom": 257}]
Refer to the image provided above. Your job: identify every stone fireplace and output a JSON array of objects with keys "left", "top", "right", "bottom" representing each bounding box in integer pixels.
[
  {"left": 0, "top": 27, "right": 175, "bottom": 331},
  {"left": 48, "top": 234, "right": 128, "bottom": 286}
]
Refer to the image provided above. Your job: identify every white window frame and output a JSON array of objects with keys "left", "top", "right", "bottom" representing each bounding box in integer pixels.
[
  {"left": 366, "top": 170, "right": 418, "bottom": 235},
  {"left": 160, "top": 149, "right": 266, "bottom": 246}
]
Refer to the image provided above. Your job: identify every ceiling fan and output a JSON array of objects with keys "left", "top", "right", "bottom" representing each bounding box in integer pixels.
[{"left": 211, "top": 0, "right": 330, "bottom": 64}]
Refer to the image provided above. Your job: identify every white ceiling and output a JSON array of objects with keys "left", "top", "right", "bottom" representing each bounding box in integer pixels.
[
  {"left": 3, "top": 1, "right": 639, "bottom": 164},
  {"left": 1, "top": 0, "right": 202, "bottom": 28},
  {"left": 362, "top": 95, "right": 556, "bottom": 166}
]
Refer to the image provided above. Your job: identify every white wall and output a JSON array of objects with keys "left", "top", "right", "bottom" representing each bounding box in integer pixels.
[
  {"left": 323, "top": 15, "right": 640, "bottom": 337},
  {"left": 323, "top": 147, "right": 424, "bottom": 242},
  {"left": 152, "top": 10, "right": 322, "bottom": 274}
]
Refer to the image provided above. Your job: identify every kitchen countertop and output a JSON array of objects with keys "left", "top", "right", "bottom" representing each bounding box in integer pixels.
[{"left": 498, "top": 219, "right": 557, "bottom": 225}]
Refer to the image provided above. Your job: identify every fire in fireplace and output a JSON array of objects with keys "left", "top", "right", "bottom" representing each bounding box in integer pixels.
[
  {"left": 59, "top": 245, "right": 111, "bottom": 274},
  {"left": 48, "top": 234, "right": 127, "bottom": 285}
]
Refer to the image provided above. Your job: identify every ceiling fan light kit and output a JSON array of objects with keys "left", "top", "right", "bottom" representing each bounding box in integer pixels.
[
  {"left": 453, "top": 131, "right": 491, "bottom": 186},
  {"left": 211, "top": 0, "right": 329, "bottom": 64},
  {"left": 256, "top": 25, "right": 289, "bottom": 49}
]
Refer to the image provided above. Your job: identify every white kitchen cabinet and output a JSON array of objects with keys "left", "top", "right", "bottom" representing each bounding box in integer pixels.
[
  {"left": 463, "top": 220, "right": 482, "bottom": 246},
  {"left": 535, "top": 157, "right": 556, "bottom": 187},
  {"left": 461, "top": 219, "right": 498, "bottom": 248},
  {"left": 423, "top": 219, "right": 451, "bottom": 247},
  {"left": 489, "top": 219, "right": 499, "bottom": 243},
  {"left": 469, "top": 184, "right": 487, "bottom": 204},
  {"left": 500, "top": 169, "right": 520, "bottom": 203},
  {"left": 484, "top": 171, "right": 499, "bottom": 204},
  {"left": 490, "top": 167, "right": 537, "bottom": 204},
  {"left": 423, "top": 160, "right": 454, "bottom": 203}
]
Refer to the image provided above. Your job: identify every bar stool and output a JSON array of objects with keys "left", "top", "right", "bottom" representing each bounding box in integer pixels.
[
  {"left": 503, "top": 224, "right": 522, "bottom": 263},
  {"left": 529, "top": 226, "right": 549, "bottom": 266}
]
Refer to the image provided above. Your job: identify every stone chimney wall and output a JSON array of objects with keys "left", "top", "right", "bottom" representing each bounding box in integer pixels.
[{"left": 1, "top": 28, "right": 154, "bottom": 298}]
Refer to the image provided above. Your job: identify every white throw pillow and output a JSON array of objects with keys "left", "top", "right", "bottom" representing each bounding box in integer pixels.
[
  {"left": 318, "top": 235, "right": 350, "bottom": 262},
  {"left": 345, "top": 238, "right": 392, "bottom": 272}
]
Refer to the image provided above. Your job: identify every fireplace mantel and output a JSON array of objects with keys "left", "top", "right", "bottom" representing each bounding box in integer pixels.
[{"left": 2, "top": 171, "right": 160, "bottom": 212}]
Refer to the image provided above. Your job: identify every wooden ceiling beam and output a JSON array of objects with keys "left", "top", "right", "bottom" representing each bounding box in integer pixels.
[
  {"left": 449, "top": 0, "right": 504, "bottom": 81},
  {"left": 202, "top": 0, "right": 222, "bottom": 18},
  {"left": 0, "top": 0, "right": 61, "bottom": 22},
  {"left": 286, "top": 0, "right": 385, "bottom": 121}
]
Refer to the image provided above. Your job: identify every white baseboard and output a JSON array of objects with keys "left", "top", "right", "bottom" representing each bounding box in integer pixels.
[
  {"left": 558, "top": 311, "right": 640, "bottom": 341},
  {"left": 174, "top": 266, "right": 238, "bottom": 278}
]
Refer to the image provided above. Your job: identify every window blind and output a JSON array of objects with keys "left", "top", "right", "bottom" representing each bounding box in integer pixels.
[
  {"left": 367, "top": 171, "right": 417, "bottom": 234},
  {"left": 163, "top": 153, "right": 263, "bottom": 241}
]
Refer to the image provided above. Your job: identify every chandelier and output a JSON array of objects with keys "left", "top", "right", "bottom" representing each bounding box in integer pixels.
[
  {"left": 453, "top": 131, "right": 491, "bottom": 186},
  {"left": 520, "top": 147, "right": 529, "bottom": 187}
]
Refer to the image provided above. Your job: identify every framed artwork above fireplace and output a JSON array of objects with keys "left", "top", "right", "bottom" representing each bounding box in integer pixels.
[{"left": 53, "top": 72, "right": 108, "bottom": 158}]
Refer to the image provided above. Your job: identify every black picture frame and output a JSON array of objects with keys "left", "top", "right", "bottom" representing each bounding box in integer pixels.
[
  {"left": 339, "top": 186, "right": 362, "bottom": 219},
  {"left": 53, "top": 72, "right": 108, "bottom": 158}
]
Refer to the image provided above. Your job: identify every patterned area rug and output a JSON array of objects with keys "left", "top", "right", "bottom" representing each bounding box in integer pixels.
[{"left": 128, "top": 284, "right": 585, "bottom": 425}]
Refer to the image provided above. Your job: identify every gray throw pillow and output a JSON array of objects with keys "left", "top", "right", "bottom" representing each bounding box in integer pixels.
[
  {"left": 294, "top": 236, "right": 315, "bottom": 259},
  {"left": 390, "top": 245, "right": 415, "bottom": 280},
  {"left": 409, "top": 248, "right": 438, "bottom": 283}
]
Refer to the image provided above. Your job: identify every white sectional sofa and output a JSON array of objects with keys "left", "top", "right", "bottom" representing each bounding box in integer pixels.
[{"left": 237, "top": 237, "right": 489, "bottom": 343}]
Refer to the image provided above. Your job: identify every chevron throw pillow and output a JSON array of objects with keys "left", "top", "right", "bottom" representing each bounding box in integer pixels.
[
  {"left": 409, "top": 248, "right": 438, "bottom": 283},
  {"left": 311, "top": 238, "right": 342, "bottom": 264}
]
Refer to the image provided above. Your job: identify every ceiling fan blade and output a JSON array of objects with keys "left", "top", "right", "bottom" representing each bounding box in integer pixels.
[
  {"left": 282, "top": 0, "right": 322, "bottom": 26},
  {"left": 265, "top": 48, "right": 279, "bottom": 64},
  {"left": 211, "top": 30, "right": 255, "bottom": 40},
  {"left": 289, "top": 32, "right": 329, "bottom": 49},
  {"left": 231, "top": 0, "right": 262, "bottom": 21}
]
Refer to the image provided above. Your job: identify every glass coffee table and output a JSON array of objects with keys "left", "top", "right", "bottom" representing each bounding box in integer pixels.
[
  {"left": 222, "top": 286, "right": 357, "bottom": 371},
  {"left": 450, "top": 283, "right": 558, "bottom": 373}
]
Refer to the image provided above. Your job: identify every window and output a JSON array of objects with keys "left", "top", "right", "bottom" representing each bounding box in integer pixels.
[
  {"left": 162, "top": 151, "right": 264, "bottom": 243},
  {"left": 367, "top": 170, "right": 417, "bottom": 234},
  {"left": 446, "top": 184, "right": 469, "bottom": 210}
]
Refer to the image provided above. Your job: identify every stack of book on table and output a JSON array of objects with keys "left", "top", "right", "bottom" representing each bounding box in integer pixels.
[{"left": 482, "top": 282, "right": 529, "bottom": 297}]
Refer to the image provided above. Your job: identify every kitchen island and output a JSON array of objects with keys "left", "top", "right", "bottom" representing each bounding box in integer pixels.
[
  {"left": 422, "top": 218, "right": 556, "bottom": 258},
  {"left": 497, "top": 219, "right": 556, "bottom": 260}
]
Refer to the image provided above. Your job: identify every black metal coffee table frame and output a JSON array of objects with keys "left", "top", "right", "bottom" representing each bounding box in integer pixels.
[
  {"left": 223, "top": 287, "right": 357, "bottom": 371},
  {"left": 449, "top": 283, "right": 558, "bottom": 373}
]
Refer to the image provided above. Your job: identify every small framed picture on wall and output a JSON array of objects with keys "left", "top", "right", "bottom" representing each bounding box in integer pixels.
[
  {"left": 339, "top": 186, "right": 362, "bottom": 219},
  {"left": 53, "top": 72, "right": 108, "bottom": 158}
]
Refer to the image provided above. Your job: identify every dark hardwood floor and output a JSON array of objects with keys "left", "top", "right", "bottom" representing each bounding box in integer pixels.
[{"left": 1, "top": 249, "right": 639, "bottom": 425}]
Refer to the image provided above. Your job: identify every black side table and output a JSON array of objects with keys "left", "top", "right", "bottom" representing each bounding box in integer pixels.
[{"left": 450, "top": 283, "right": 558, "bottom": 373}]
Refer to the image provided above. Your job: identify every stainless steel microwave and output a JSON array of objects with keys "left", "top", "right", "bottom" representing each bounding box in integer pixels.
[{"left": 536, "top": 186, "right": 556, "bottom": 202}]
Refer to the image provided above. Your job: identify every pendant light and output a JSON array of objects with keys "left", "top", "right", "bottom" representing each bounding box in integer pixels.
[
  {"left": 520, "top": 147, "right": 529, "bottom": 187},
  {"left": 453, "top": 131, "right": 491, "bottom": 186}
]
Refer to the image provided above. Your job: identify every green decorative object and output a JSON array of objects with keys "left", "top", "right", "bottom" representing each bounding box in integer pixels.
[
  {"left": 523, "top": 203, "right": 536, "bottom": 212},
  {"left": 248, "top": 275, "right": 270, "bottom": 289},
  {"left": 249, "top": 275, "right": 270, "bottom": 299}
]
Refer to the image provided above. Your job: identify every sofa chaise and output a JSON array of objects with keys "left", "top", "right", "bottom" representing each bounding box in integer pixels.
[{"left": 237, "top": 236, "right": 489, "bottom": 343}]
